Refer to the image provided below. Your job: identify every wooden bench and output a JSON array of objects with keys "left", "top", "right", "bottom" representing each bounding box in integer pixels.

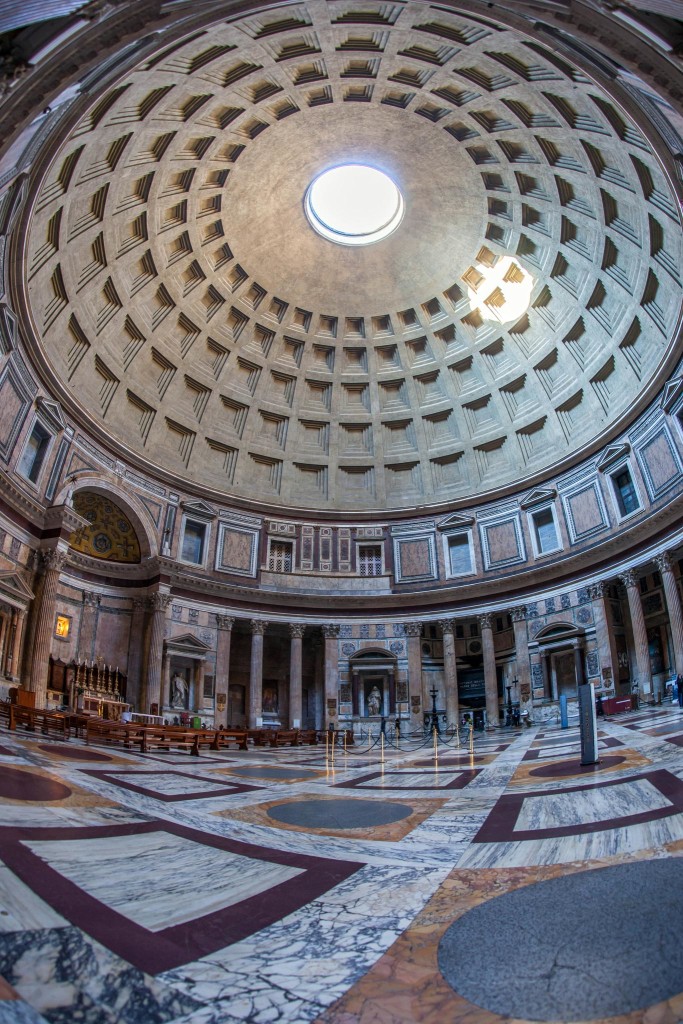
[
  {"left": 297, "top": 729, "right": 318, "bottom": 746},
  {"left": 269, "top": 729, "right": 299, "bottom": 747},
  {"left": 212, "top": 729, "right": 248, "bottom": 751},
  {"left": 247, "top": 729, "right": 270, "bottom": 746},
  {"left": 141, "top": 727, "right": 202, "bottom": 756},
  {"left": 9, "top": 704, "right": 70, "bottom": 740},
  {"left": 86, "top": 718, "right": 146, "bottom": 751}
]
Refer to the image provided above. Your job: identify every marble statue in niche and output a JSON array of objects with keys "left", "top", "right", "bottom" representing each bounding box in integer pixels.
[
  {"left": 171, "top": 672, "right": 189, "bottom": 709},
  {"left": 366, "top": 685, "right": 382, "bottom": 716}
]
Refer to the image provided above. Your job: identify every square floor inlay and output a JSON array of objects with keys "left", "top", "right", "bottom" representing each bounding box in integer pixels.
[
  {"left": 0, "top": 820, "right": 361, "bottom": 974},
  {"left": 25, "top": 831, "right": 305, "bottom": 930}
]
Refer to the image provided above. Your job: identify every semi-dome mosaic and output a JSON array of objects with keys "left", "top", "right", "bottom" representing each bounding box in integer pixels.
[{"left": 21, "top": 0, "right": 683, "bottom": 512}]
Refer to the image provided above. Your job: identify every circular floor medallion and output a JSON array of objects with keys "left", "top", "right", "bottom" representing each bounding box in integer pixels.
[
  {"left": 0, "top": 767, "right": 72, "bottom": 802},
  {"left": 438, "top": 859, "right": 683, "bottom": 1021},
  {"left": 228, "top": 766, "right": 318, "bottom": 780},
  {"left": 267, "top": 797, "right": 412, "bottom": 829},
  {"left": 38, "top": 744, "right": 112, "bottom": 762},
  {"left": 528, "top": 754, "right": 626, "bottom": 778}
]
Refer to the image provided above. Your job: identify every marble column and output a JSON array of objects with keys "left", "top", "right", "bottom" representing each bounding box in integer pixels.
[
  {"left": 144, "top": 591, "right": 171, "bottom": 713},
  {"left": 5, "top": 607, "right": 27, "bottom": 682},
  {"left": 404, "top": 622, "right": 423, "bottom": 731},
  {"left": 195, "top": 659, "right": 206, "bottom": 713},
  {"left": 249, "top": 619, "right": 267, "bottom": 727},
  {"left": 439, "top": 619, "right": 459, "bottom": 727},
  {"left": 588, "top": 582, "right": 619, "bottom": 691},
  {"left": 289, "top": 622, "right": 305, "bottom": 728},
  {"left": 77, "top": 591, "right": 100, "bottom": 664},
  {"left": 541, "top": 651, "right": 552, "bottom": 700},
  {"left": 321, "top": 623, "right": 340, "bottom": 728},
  {"left": 573, "top": 640, "right": 586, "bottom": 687},
  {"left": 215, "top": 614, "right": 235, "bottom": 728},
  {"left": 125, "top": 597, "right": 146, "bottom": 711},
  {"left": 619, "top": 568, "right": 652, "bottom": 699},
  {"left": 27, "top": 549, "right": 67, "bottom": 706},
  {"left": 3, "top": 607, "right": 17, "bottom": 678},
  {"left": 478, "top": 613, "right": 500, "bottom": 727},
  {"left": 162, "top": 648, "right": 171, "bottom": 710},
  {"left": 655, "top": 552, "right": 683, "bottom": 677},
  {"left": 510, "top": 606, "right": 532, "bottom": 711}
]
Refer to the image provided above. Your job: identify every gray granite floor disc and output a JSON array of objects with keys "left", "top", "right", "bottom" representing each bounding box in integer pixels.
[{"left": 438, "top": 858, "right": 683, "bottom": 1021}]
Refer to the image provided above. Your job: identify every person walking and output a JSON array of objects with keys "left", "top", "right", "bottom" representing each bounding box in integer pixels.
[{"left": 677, "top": 674, "right": 683, "bottom": 709}]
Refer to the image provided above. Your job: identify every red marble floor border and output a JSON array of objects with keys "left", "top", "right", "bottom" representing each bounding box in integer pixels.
[
  {"left": 334, "top": 769, "right": 481, "bottom": 790},
  {"left": 0, "top": 820, "right": 361, "bottom": 974},
  {"left": 473, "top": 769, "right": 683, "bottom": 843},
  {"left": 80, "top": 769, "right": 261, "bottom": 802}
]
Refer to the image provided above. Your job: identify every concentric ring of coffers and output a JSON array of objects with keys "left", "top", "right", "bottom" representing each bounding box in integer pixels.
[{"left": 22, "top": 0, "right": 683, "bottom": 512}]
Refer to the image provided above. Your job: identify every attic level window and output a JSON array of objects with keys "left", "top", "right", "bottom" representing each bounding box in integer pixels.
[
  {"left": 358, "top": 544, "right": 382, "bottom": 576},
  {"left": 268, "top": 540, "right": 293, "bottom": 572},
  {"left": 181, "top": 519, "right": 207, "bottom": 565},
  {"left": 305, "top": 163, "right": 404, "bottom": 245},
  {"left": 18, "top": 421, "right": 51, "bottom": 484}
]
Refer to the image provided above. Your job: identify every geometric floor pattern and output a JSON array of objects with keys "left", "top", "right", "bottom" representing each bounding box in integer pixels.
[{"left": 1, "top": 703, "right": 682, "bottom": 1023}]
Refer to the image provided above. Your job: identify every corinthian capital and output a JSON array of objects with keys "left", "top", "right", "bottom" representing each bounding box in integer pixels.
[
  {"left": 39, "top": 548, "right": 67, "bottom": 573},
  {"left": 403, "top": 622, "right": 423, "bottom": 637},
  {"left": 438, "top": 619, "right": 456, "bottom": 635},
  {"left": 477, "top": 612, "right": 493, "bottom": 630},
  {"left": 619, "top": 569, "right": 640, "bottom": 590},
  {"left": 289, "top": 622, "right": 306, "bottom": 638},
  {"left": 250, "top": 619, "right": 268, "bottom": 635},
  {"left": 150, "top": 592, "right": 172, "bottom": 612},
  {"left": 215, "top": 614, "right": 235, "bottom": 631},
  {"left": 509, "top": 606, "right": 527, "bottom": 623},
  {"left": 321, "top": 623, "right": 340, "bottom": 638},
  {"left": 588, "top": 581, "right": 609, "bottom": 601},
  {"left": 654, "top": 552, "right": 673, "bottom": 575}
]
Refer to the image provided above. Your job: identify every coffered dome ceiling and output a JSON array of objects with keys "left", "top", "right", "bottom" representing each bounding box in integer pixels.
[{"left": 22, "top": 0, "right": 683, "bottom": 512}]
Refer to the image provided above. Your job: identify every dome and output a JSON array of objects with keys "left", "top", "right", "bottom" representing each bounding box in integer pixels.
[{"left": 19, "top": 1, "right": 683, "bottom": 512}]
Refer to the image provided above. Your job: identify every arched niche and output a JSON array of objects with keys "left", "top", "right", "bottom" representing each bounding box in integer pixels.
[
  {"left": 56, "top": 473, "right": 158, "bottom": 562},
  {"left": 349, "top": 648, "right": 399, "bottom": 717},
  {"left": 533, "top": 622, "right": 587, "bottom": 699}
]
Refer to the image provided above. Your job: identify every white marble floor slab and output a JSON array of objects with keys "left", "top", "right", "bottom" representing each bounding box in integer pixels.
[
  {"left": 514, "top": 777, "right": 672, "bottom": 831},
  {"left": 356, "top": 771, "right": 464, "bottom": 788},
  {"left": 106, "top": 771, "right": 233, "bottom": 795},
  {"left": 24, "top": 831, "right": 303, "bottom": 930}
]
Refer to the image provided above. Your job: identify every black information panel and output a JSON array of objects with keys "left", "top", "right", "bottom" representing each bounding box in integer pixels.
[{"left": 578, "top": 683, "right": 599, "bottom": 765}]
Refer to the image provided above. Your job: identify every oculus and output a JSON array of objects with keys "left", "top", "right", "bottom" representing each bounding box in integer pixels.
[{"left": 305, "top": 163, "right": 404, "bottom": 246}]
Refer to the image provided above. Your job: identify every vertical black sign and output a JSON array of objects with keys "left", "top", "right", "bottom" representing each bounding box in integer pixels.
[{"left": 578, "top": 683, "right": 599, "bottom": 765}]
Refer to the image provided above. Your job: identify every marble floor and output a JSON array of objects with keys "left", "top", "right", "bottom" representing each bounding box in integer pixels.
[{"left": 0, "top": 706, "right": 682, "bottom": 1024}]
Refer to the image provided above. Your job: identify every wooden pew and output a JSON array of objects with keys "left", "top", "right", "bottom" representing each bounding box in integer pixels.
[
  {"left": 9, "top": 704, "right": 70, "bottom": 740},
  {"left": 141, "top": 727, "right": 201, "bottom": 756},
  {"left": 85, "top": 718, "right": 146, "bottom": 751},
  {"left": 269, "top": 729, "right": 299, "bottom": 747},
  {"left": 297, "top": 729, "right": 318, "bottom": 746},
  {"left": 212, "top": 729, "right": 248, "bottom": 751}
]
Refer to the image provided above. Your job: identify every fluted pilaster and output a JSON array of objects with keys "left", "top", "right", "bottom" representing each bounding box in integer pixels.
[
  {"left": 619, "top": 569, "right": 652, "bottom": 697},
  {"left": 289, "top": 622, "right": 306, "bottom": 728},
  {"left": 478, "top": 612, "right": 500, "bottom": 727},
  {"left": 27, "top": 549, "right": 68, "bottom": 705}
]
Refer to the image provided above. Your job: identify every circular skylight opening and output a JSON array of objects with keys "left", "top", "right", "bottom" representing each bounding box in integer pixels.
[{"left": 305, "top": 164, "right": 404, "bottom": 246}]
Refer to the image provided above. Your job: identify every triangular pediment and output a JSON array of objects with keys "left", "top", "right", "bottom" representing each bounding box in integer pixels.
[
  {"left": 597, "top": 443, "right": 630, "bottom": 472},
  {"left": 164, "top": 632, "right": 213, "bottom": 653},
  {"left": 437, "top": 512, "right": 475, "bottom": 530},
  {"left": 520, "top": 487, "right": 557, "bottom": 509},
  {"left": 0, "top": 570, "right": 34, "bottom": 602},
  {"left": 181, "top": 499, "right": 217, "bottom": 520},
  {"left": 661, "top": 376, "right": 683, "bottom": 412},
  {"left": 37, "top": 397, "right": 66, "bottom": 432}
]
